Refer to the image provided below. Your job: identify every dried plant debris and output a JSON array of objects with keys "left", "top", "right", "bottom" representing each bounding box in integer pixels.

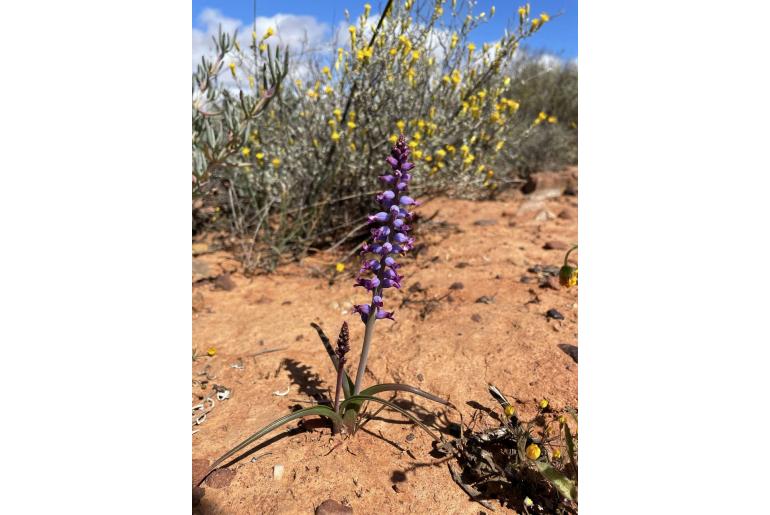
[{"left": 440, "top": 385, "right": 577, "bottom": 513}]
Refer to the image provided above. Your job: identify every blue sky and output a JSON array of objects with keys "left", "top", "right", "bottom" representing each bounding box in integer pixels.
[{"left": 192, "top": 0, "right": 577, "bottom": 60}]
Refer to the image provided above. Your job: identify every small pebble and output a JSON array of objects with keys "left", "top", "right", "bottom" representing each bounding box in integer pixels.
[
  {"left": 273, "top": 464, "right": 285, "bottom": 480},
  {"left": 546, "top": 309, "right": 565, "bottom": 320},
  {"left": 315, "top": 499, "right": 353, "bottom": 515},
  {"left": 449, "top": 282, "right": 464, "bottom": 290}
]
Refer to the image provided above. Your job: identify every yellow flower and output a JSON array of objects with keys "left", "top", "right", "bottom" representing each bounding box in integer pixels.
[
  {"left": 460, "top": 144, "right": 470, "bottom": 155},
  {"left": 451, "top": 69, "right": 462, "bottom": 85},
  {"left": 540, "top": 13, "right": 550, "bottom": 23},
  {"left": 262, "top": 27, "right": 275, "bottom": 40},
  {"left": 271, "top": 158, "right": 281, "bottom": 167},
  {"left": 256, "top": 152, "right": 264, "bottom": 161},
  {"left": 396, "top": 120, "right": 405, "bottom": 131},
  {"left": 259, "top": 43, "right": 267, "bottom": 52},
  {"left": 559, "top": 266, "right": 578, "bottom": 287},
  {"left": 503, "top": 77, "right": 511, "bottom": 86},
  {"left": 553, "top": 449, "right": 562, "bottom": 459},
  {"left": 463, "top": 155, "right": 475, "bottom": 165},
  {"left": 248, "top": 75, "right": 255, "bottom": 89},
  {"left": 324, "top": 85, "right": 333, "bottom": 94},
  {"left": 228, "top": 62, "right": 236, "bottom": 77},
  {"left": 333, "top": 108, "right": 343, "bottom": 121},
  {"left": 411, "top": 50, "right": 420, "bottom": 60},
  {"left": 525, "top": 443, "right": 541, "bottom": 460},
  {"left": 241, "top": 147, "right": 250, "bottom": 157},
  {"left": 548, "top": 115, "right": 558, "bottom": 124},
  {"left": 322, "top": 66, "right": 331, "bottom": 79},
  {"left": 207, "top": 347, "right": 217, "bottom": 357},
  {"left": 450, "top": 33, "right": 458, "bottom": 49},
  {"left": 348, "top": 25, "right": 357, "bottom": 46},
  {"left": 347, "top": 121, "right": 357, "bottom": 129},
  {"left": 331, "top": 131, "right": 341, "bottom": 141},
  {"left": 389, "top": 48, "right": 398, "bottom": 56},
  {"left": 446, "top": 144, "right": 456, "bottom": 154},
  {"left": 531, "top": 18, "right": 541, "bottom": 29},
  {"left": 539, "top": 399, "right": 549, "bottom": 409},
  {"left": 389, "top": 134, "right": 398, "bottom": 144},
  {"left": 468, "top": 43, "right": 476, "bottom": 53},
  {"left": 364, "top": 3, "right": 371, "bottom": 18},
  {"left": 559, "top": 415, "right": 567, "bottom": 425},
  {"left": 504, "top": 405, "right": 515, "bottom": 418},
  {"left": 413, "top": 150, "right": 423, "bottom": 159},
  {"left": 524, "top": 497, "right": 534, "bottom": 507},
  {"left": 435, "top": 149, "right": 446, "bottom": 158},
  {"left": 490, "top": 6, "right": 496, "bottom": 16},
  {"left": 335, "top": 262, "right": 345, "bottom": 273}
]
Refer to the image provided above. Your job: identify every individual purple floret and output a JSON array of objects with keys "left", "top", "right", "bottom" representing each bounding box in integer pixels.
[{"left": 352, "top": 134, "right": 418, "bottom": 325}]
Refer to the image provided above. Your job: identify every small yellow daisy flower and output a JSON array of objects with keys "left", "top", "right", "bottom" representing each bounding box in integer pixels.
[
  {"left": 539, "top": 399, "right": 549, "bottom": 409},
  {"left": 271, "top": 158, "right": 281, "bottom": 167},
  {"left": 335, "top": 262, "right": 345, "bottom": 273},
  {"left": 241, "top": 147, "right": 250, "bottom": 157},
  {"left": 504, "top": 405, "right": 515, "bottom": 418},
  {"left": 526, "top": 443, "right": 541, "bottom": 460},
  {"left": 207, "top": 347, "right": 217, "bottom": 357}
]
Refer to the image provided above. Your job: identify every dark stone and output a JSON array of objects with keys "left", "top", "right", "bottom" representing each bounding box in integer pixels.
[
  {"left": 543, "top": 241, "right": 569, "bottom": 250},
  {"left": 316, "top": 499, "right": 353, "bottom": 515},
  {"left": 449, "top": 282, "right": 464, "bottom": 290},
  {"left": 546, "top": 309, "right": 565, "bottom": 320}
]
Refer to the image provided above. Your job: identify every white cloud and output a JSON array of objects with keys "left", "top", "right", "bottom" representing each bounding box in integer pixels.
[{"left": 192, "top": 8, "right": 331, "bottom": 73}]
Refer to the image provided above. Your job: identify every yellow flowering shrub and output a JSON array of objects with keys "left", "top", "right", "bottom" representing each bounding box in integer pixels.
[{"left": 192, "top": 1, "right": 574, "bottom": 271}]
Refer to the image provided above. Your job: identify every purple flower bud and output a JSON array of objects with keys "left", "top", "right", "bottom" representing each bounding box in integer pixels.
[
  {"left": 383, "top": 256, "right": 397, "bottom": 267},
  {"left": 399, "top": 196, "right": 415, "bottom": 206},
  {"left": 372, "top": 295, "right": 383, "bottom": 307},
  {"left": 393, "top": 218, "right": 405, "bottom": 229},
  {"left": 393, "top": 232, "right": 409, "bottom": 243},
  {"left": 401, "top": 162, "right": 415, "bottom": 172},
  {"left": 380, "top": 190, "right": 395, "bottom": 201},
  {"left": 380, "top": 242, "right": 393, "bottom": 255},
  {"left": 396, "top": 182, "right": 408, "bottom": 191},
  {"left": 369, "top": 212, "right": 389, "bottom": 223},
  {"left": 379, "top": 175, "right": 396, "bottom": 184},
  {"left": 353, "top": 304, "right": 395, "bottom": 323},
  {"left": 386, "top": 156, "right": 399, "bottom": 167},
  {"left": 381, "top": 278, "right": 401, "bottom": 289},
  {"left": 355, "top": 276, "right": 380, "bottom": 290}
]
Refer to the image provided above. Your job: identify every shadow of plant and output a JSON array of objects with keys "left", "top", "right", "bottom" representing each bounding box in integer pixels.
[{"left": 282, "top": 358, "right": 330, "bottom": 403}]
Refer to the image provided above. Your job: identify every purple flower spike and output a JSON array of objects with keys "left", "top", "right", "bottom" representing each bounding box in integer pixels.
[{"left": 353, "top": 134, "right": 417, "bottom": 325}]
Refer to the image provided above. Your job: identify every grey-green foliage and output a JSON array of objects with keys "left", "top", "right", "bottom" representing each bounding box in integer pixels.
[{"left": 192, "top": 1, "right": 577, "bottom": 272}]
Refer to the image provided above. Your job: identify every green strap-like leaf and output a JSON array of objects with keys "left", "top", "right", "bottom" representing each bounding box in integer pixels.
[
  {"left": 534, "top": 461, "right": 577, "bottom": 501},
  {"left": 342, "top": 395, "right": 440, "bottom": 440},
  {"left": 198, "top": 405, "right": 342, "bottom": 485},
  {"left": 359, "top": 383, "right": 453, "bottom": 407},
  {"left": 564, "top": 421, "right": 577, "bottom": 474}
]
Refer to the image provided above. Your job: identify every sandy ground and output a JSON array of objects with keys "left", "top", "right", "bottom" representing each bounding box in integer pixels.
[{"left": 192, "top": 182, "right": 577, "bottom": 514}]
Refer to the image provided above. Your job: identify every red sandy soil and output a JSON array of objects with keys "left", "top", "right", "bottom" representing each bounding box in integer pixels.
[{"left": 192, "top": 180, "right": 577, "bottom": 514}]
